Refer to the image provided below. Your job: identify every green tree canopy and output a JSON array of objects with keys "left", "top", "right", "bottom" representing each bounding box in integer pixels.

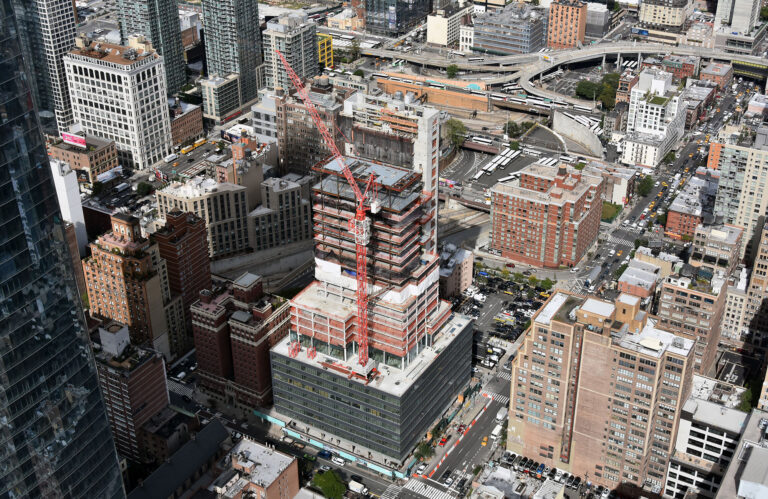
[
  {"left": 353, "top": 69, "right": 364, "bottom": 77},
  {"left": 637, "top": 175, "right": 654, "bottom": 197},
  {"left": 415, "top": 441, "right": 435, "bottom": 461},
  {"left": 445, "top": 118, "right": 467, "bottom": 148},
  {"left": 136, "top": 182, "right": 153, "bottom": 197},
  {"left": 541, "top": 278, "right": 554, "bottom": 290},
  {"left": 446, "top": 64, "right": 459, "bottom": 78}
]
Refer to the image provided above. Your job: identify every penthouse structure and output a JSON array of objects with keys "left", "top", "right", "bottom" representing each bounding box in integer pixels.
[
  {"left": 508, "top": 292, "right": 695, "bottom": 491},
  {"left": 93, "top": 323, "right": 169, "bottom": 460},
  {"left": 271, "top": 158, "right": 471, "bottom": 468},
  {"left": 489, "top": 163, "right": 604, "bottom": 268},
  {"left": 64, "top": 36, "right": 172, "bottom": 170},
  {"left": 192, "top": 273, "right": 290, "bottom": 408},
  {"left": 83, "top": 214, "right": 186, "bottom": 359}
]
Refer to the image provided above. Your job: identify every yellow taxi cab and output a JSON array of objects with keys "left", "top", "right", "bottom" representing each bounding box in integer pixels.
[
  {"left": 617, "top": 250, "right": 623, "bottom": 257},
  {"left": 662, "top": 182, "right": 668, "bottom": 187},
  {"left": 482, "top": 437, "right": 488, "bottom": 446},
  {"left": 689, "top": 153, "right": 693, "bottom": 158},
  {"left": 684, "top": 167, "right": 689, "bottom": 173},
  {"left": 651, "top": 211, "right": 657, "bottom": 218},
  {"left": 173, "top": 162, "right": 179, "bottom": 167}
]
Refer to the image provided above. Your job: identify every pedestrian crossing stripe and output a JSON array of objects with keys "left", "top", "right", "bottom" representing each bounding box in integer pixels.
[
  {"left": 404, "top": 480, "right": 455, "bottom": 499},
  {"left": 483, "top": 391, "right": 510, "bottom": 404},
  {"left": 497, "top": 372, "right": 512, "bottom": 381},
  {"left": 381, "top": 484, "right": 402, "bottom": 499}
]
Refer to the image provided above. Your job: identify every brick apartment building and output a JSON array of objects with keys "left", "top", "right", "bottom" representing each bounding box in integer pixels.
[
  {"left": 641, "top": 55, "right": 700, "bottom": 81},
  {"left": 93, "top": 323, "right": 169, "bottom": 460},
  {"left": 49, "top": 133, "right": 118, "bottom": 183},
  {"left": 192, "top": 272, "right": 290, "bottom": 408},
  {"left": 656, "top": 273, "right": 727, "bottom": 374},
  {"left": 154, "top": 211, "right": 211, "bottom": 353},
  {"left": 700, "top": 63, "right": 733, "bottom": 90},
  {"left": 616, "top": 70, "right": 639, "bottom": 104},
  {"left": 490, "top": 163, "right": 603, "bottom": 268},
  {"left": 83, "top": 214, "right": 186, "bottom": 359},
  {"left": 666, "top": 172, "right": 718, "bottom": 240},
  {"left": 508, "top": 292, "right": 694, "bottom": 490},
  {"left": 168, "top": 99, "right": 203, "bottom": 146},
  {"left": 547, "top": 0, "right": 587, "bottom": 49}
]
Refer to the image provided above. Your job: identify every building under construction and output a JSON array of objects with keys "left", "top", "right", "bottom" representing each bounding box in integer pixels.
[{"left": 271, "top": 156, "right": 471, "bottom": 469}]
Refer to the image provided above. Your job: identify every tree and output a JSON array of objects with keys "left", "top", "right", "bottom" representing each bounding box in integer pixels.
[
  {"left": 528, "top": 276, "right": 539, "bottom": 287},
  {"left": 415, "top": 441, "right": 435, "bottom": 461},
  {"left": 513, "top": 272, "right": 525, "bottom": 282},
  {"left": 510, "top": 140, "right": 520, "bottom": 150},
  {"left": 663, "top": 151, "right": 676, "bottom": 164},
  {"left": 313, "top": 471, "right": 347, "bottom": 499},
  {"left": 762, "top": 6, "right": 768, "bottom": 20},
  {"left": 350, "top": 38, "right": 360, "bottom": 60},
  {"left": 739, "top": 387, "right": 753, "bottom": 412},
  {"left": 505, "top": 121, "right": 520, "bottom": 137},
  {"left": 634, "top": 238, "right": 649, "bottom": 249},
  {"left": 575, "top": 80, "right": 600, "bottom": 101},
  {"left": 656, "top": 213, "right": 667, "bottom": 226},
  {"left": 613, "top": 263, "right": 628, "bottom": 279},
  {"left": 353, "top": 69, "right": 365, "bottom": 77},
  {"left": 541, "top": 278, "right": 554, "bottom": 290},
  {"left": 446, "top": 64, "right": 459, "bottom": 78},
  {"left": 445, "top": 118, "right": 467, "bottom": 148},
  {"left": 136, "top": 182, "right": 153, "bottom": 197},
  {"left": 637, "top": 175, "right": 654, "bottom": 197}
]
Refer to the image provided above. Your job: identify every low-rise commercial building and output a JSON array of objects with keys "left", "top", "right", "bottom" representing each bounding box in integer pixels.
[
  {"left": 490, "top": 163, "right": 604, "bottom": 268},
  {"left": 327, "top": 8, "right": 364, "bottom": 31},
  {"left": 439, "top": 243, "right": 474, "bottom": 298},
  {"left": 617, "top": 259, "right": 661, "bottom": 298},
  {"left": 49, "top": 132, "right": 118, "bottom": 183},
  {"left": 473, "top": 3, "right": 547, "bottom": 55},
  {"left": 666, "top": 172, "right": 718, "bottom": 240},
  {"left": 700, "top": 63, "right": 734, "bottom": 89},
  {"left": 634, "top": 246, "right": 682, "bottom": 278},
  {"left": 615, "top": 70, "right": 639, "bottom": 104},
  {"left": 427, "top": 5, "right": 471, "bottom": 46}
]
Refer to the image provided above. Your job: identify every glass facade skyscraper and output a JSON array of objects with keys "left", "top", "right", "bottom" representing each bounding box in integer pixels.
[{"left": 0, "top": 0, "right": 125, "bottom": 496}]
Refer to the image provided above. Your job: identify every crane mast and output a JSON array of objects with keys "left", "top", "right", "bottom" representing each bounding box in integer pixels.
[{"left": 275, "top": 50, "right": 377, "bottom": 367}]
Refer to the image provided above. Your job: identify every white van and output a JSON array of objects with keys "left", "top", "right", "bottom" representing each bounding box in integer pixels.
[
  {"left": 331, "top": 456, "right": 345, "bottom": 466},
  {"left": 491, "top": 424, "right": 503, "bottom": 440}
]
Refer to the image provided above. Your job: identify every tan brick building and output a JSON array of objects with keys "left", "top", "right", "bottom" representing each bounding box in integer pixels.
[
  {"left": 547, "top": 0, "right": 587, "bottom": 49},
  {"left": 49, "top": 134, "right": 118, "bottom": 183},
  {"left": 508, "top": 292, "right": 694, "bottom": 490}
]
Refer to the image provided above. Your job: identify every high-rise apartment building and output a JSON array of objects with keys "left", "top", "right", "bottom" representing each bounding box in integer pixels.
[
  {"left": 275, "top": 82, "right": 347, "bottom": 175},
  {"left": 13, "top": 0, "right": 76, "bottom": 131},
  {"left": 83, "top": 214, "right": 186, "bottom": 359},
  {"left": 271, "top": 157, "right": 471, "bottom": 468},
  {"left": 263, "top": 13, "right": 319, "bottom": 91},
  {"left": 154, "top": 211, "right": 212, "bottom": 352},
  {"left": 192, "top": 273, "right": 290, "bottom": 407},
  {"left": 201, "top": 0, "right": 263, "bottom": 111},
  {"left": 508, "top": 292, "right": 694, "bottom": 490},
  {"left": 473, "top": 3, "right": 547, "bottom": 55},
  {"left": 688, "top": 224, "right": 743, "bottom": 278},
  {"left": 715, "top": 0, "right": 761, "bottom": 35},
  {"left": 0, "top": 1, "right": 124, "bottom": 493},
  {"left": 157, "top": 178, "right": 251, "bottom": 258},
  {"left": 489, "top": 163, "right": 604, "bottom": 268},
  {"left": 248, "top": 175, "right": 313, "bottom": 251},
  {"left": 340, "top": 91, "right": 440, "bottom": 254},
  {"left": 94, "top": 323, "right": 170, "bottom": 460},
  {"left": 655, "top": 273, "right": 727, "bottom": 374},
  {"left": 547, "top": 0, "right": 587, "bottom": 49},
  {"left": 738, "top": 224, "right": 768, "bottom": 349},
  {"left": 710, "top": 127, "right": 768, "bottom": 259},
  {"left": 621, "top": 69, "right": 686, "bottom": 167},
  {"left": 64, "top": 36, "right": 172, "bottom": 170},
  {"left": 116, "top": 0, "right": 186, "bottom": 94},
  {"left": 639, "top": 0, "right": 692, "bottom": 33},
  {"left": 363, "top": 0, "right": 431, "bottom": 35}
]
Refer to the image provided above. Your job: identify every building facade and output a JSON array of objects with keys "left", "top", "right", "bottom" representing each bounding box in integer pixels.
[
  {"left": 248, "top": 175, "right": 313, "bottom": 251},
  {"left": 317, "top": 32, "right": 333, "bottom": 68},
  {"left": 473, "top": 3, "right": 547, "bottom": 55},
  {"left": 710, "top": 127, "right": 768, "bottom": 259},
  {"left": 169, "top": 99, "right": 204, "bottom": 145},
  {"left": 49, "top": 133, "right": 118, "bottom": 183},
  {"left": 700, "top": 63, "right": 734, "bottom": 89},
  {"left": 739, "top": 224, "right": 768, "bottom": 349},
  {"left": 427, "top": 5, "right": 471, "bottom": 46},
  {"left": 263, "top": 14, "right": 319, "bottom": 91},
  {"left": 201, "top": 0, "right": 263, "bottom": 106},
  {"left": 192, "top": 273, "right": 290, "bottom": 407},
  {"left": 64, "top": 36, "right": 172, "bottom": 170},
  {"left": 507, "top": 292, "right": 694, "bottom": 490},
  {"left": 616, "top": 70, "right": 639, "bottom": 104},
  {"left": 83, "top": 214, "right": 186, "bottom": 359},
  {"left": 621, "top": 69, "right": 686, "bottom": 167},
  {"left": 0, "top": 1, "right": 124, "bottom": 492},
  {"left": 639, "top": 0, "right": 692, "bottom": 32},
  {"left": 689, "top": 224, "right": 743, "bottom": 278},
  {"left": 363, "top": 0, "right": 431, "bottom": 35},
  {"left": 13, "top": 0, "right": 76, "bottom": 131},
  {"left": 547, "top": 0, "right": 587, "bottom": 49},
  {"left": 116, "top": 0, "right": 186, "bottom": 94},
  {"left": 439, "top": 244, "right": 474, "bottom": 298},
  {"left": 656, "top": 274, "right": 727, "bottom": 374},
  {"left": 490, "top": 163, "right": 604, "bottom": 268},
  {"left": 94, "top": 323, "right": 170, "bottom": 461}
]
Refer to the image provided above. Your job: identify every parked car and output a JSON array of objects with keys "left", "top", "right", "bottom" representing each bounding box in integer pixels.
[{"left": 318, "top": 450, "right": 332, "bottom": 459}]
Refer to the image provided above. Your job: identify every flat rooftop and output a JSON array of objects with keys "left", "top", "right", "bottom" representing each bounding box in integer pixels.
[
  {"left": 228, "top": 438, "right": 295, "bottom": 486},
  {"left": 688, "top": 374, "right": 746, "bottom": 411},
  {"left": 615, "top": 319, "right": 693, "bottom": 359},
  {"left": 491, "top": 163, "right": 603, "bottom": 207},
  {"left": 668, "top": 174, "right": 717, "bottom": 217},
  {"left": 701, "top": 63, "right": 731, "bottom": 76},
  {"left": 160, "top": 176, "right": 244, "bottom": 199},
  {"left": 69, "top": 40, "right": 157, "bottom": 66},
  {"left": 717, "top": 408, "right": 768, "bottom": 499},
  {"left": 273, "top": 313, "right": 471, "bottom": 397}
]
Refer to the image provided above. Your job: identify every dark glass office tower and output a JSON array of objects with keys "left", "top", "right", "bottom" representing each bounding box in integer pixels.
[{"left": 0, "top": 1, "right": 125, "bottom": 497}]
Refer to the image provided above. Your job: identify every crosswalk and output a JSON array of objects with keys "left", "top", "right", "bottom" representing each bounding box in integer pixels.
[
  {"left": 497, "top": 372, "right": 512, "bottom": 381},
  {"left": 606, "top": 233, "right": 635, "bottom": 247},
  {"left": 381, "top": 484, "right": 402, "bottom": 499},
  {"left": 167, "top": 379, "right": 194, "bottom": 398},
  {"left": 483, "top": 391, "right": 510, "bottom": 404},
  {"left": 404, "top": 479, "right": 455, "bottom": 499}
]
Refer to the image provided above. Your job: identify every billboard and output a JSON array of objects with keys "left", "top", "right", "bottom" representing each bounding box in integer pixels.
[
  {"left": 388, "top": 6, "right": 396, "bottom": 31},
  {"left": 61, "top": 132, "right": 86, "bottom": 148}
]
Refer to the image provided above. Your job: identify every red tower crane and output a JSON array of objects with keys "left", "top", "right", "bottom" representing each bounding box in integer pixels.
[{"left": 275, "top": 50, "right": 379, "bottom": 367}]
